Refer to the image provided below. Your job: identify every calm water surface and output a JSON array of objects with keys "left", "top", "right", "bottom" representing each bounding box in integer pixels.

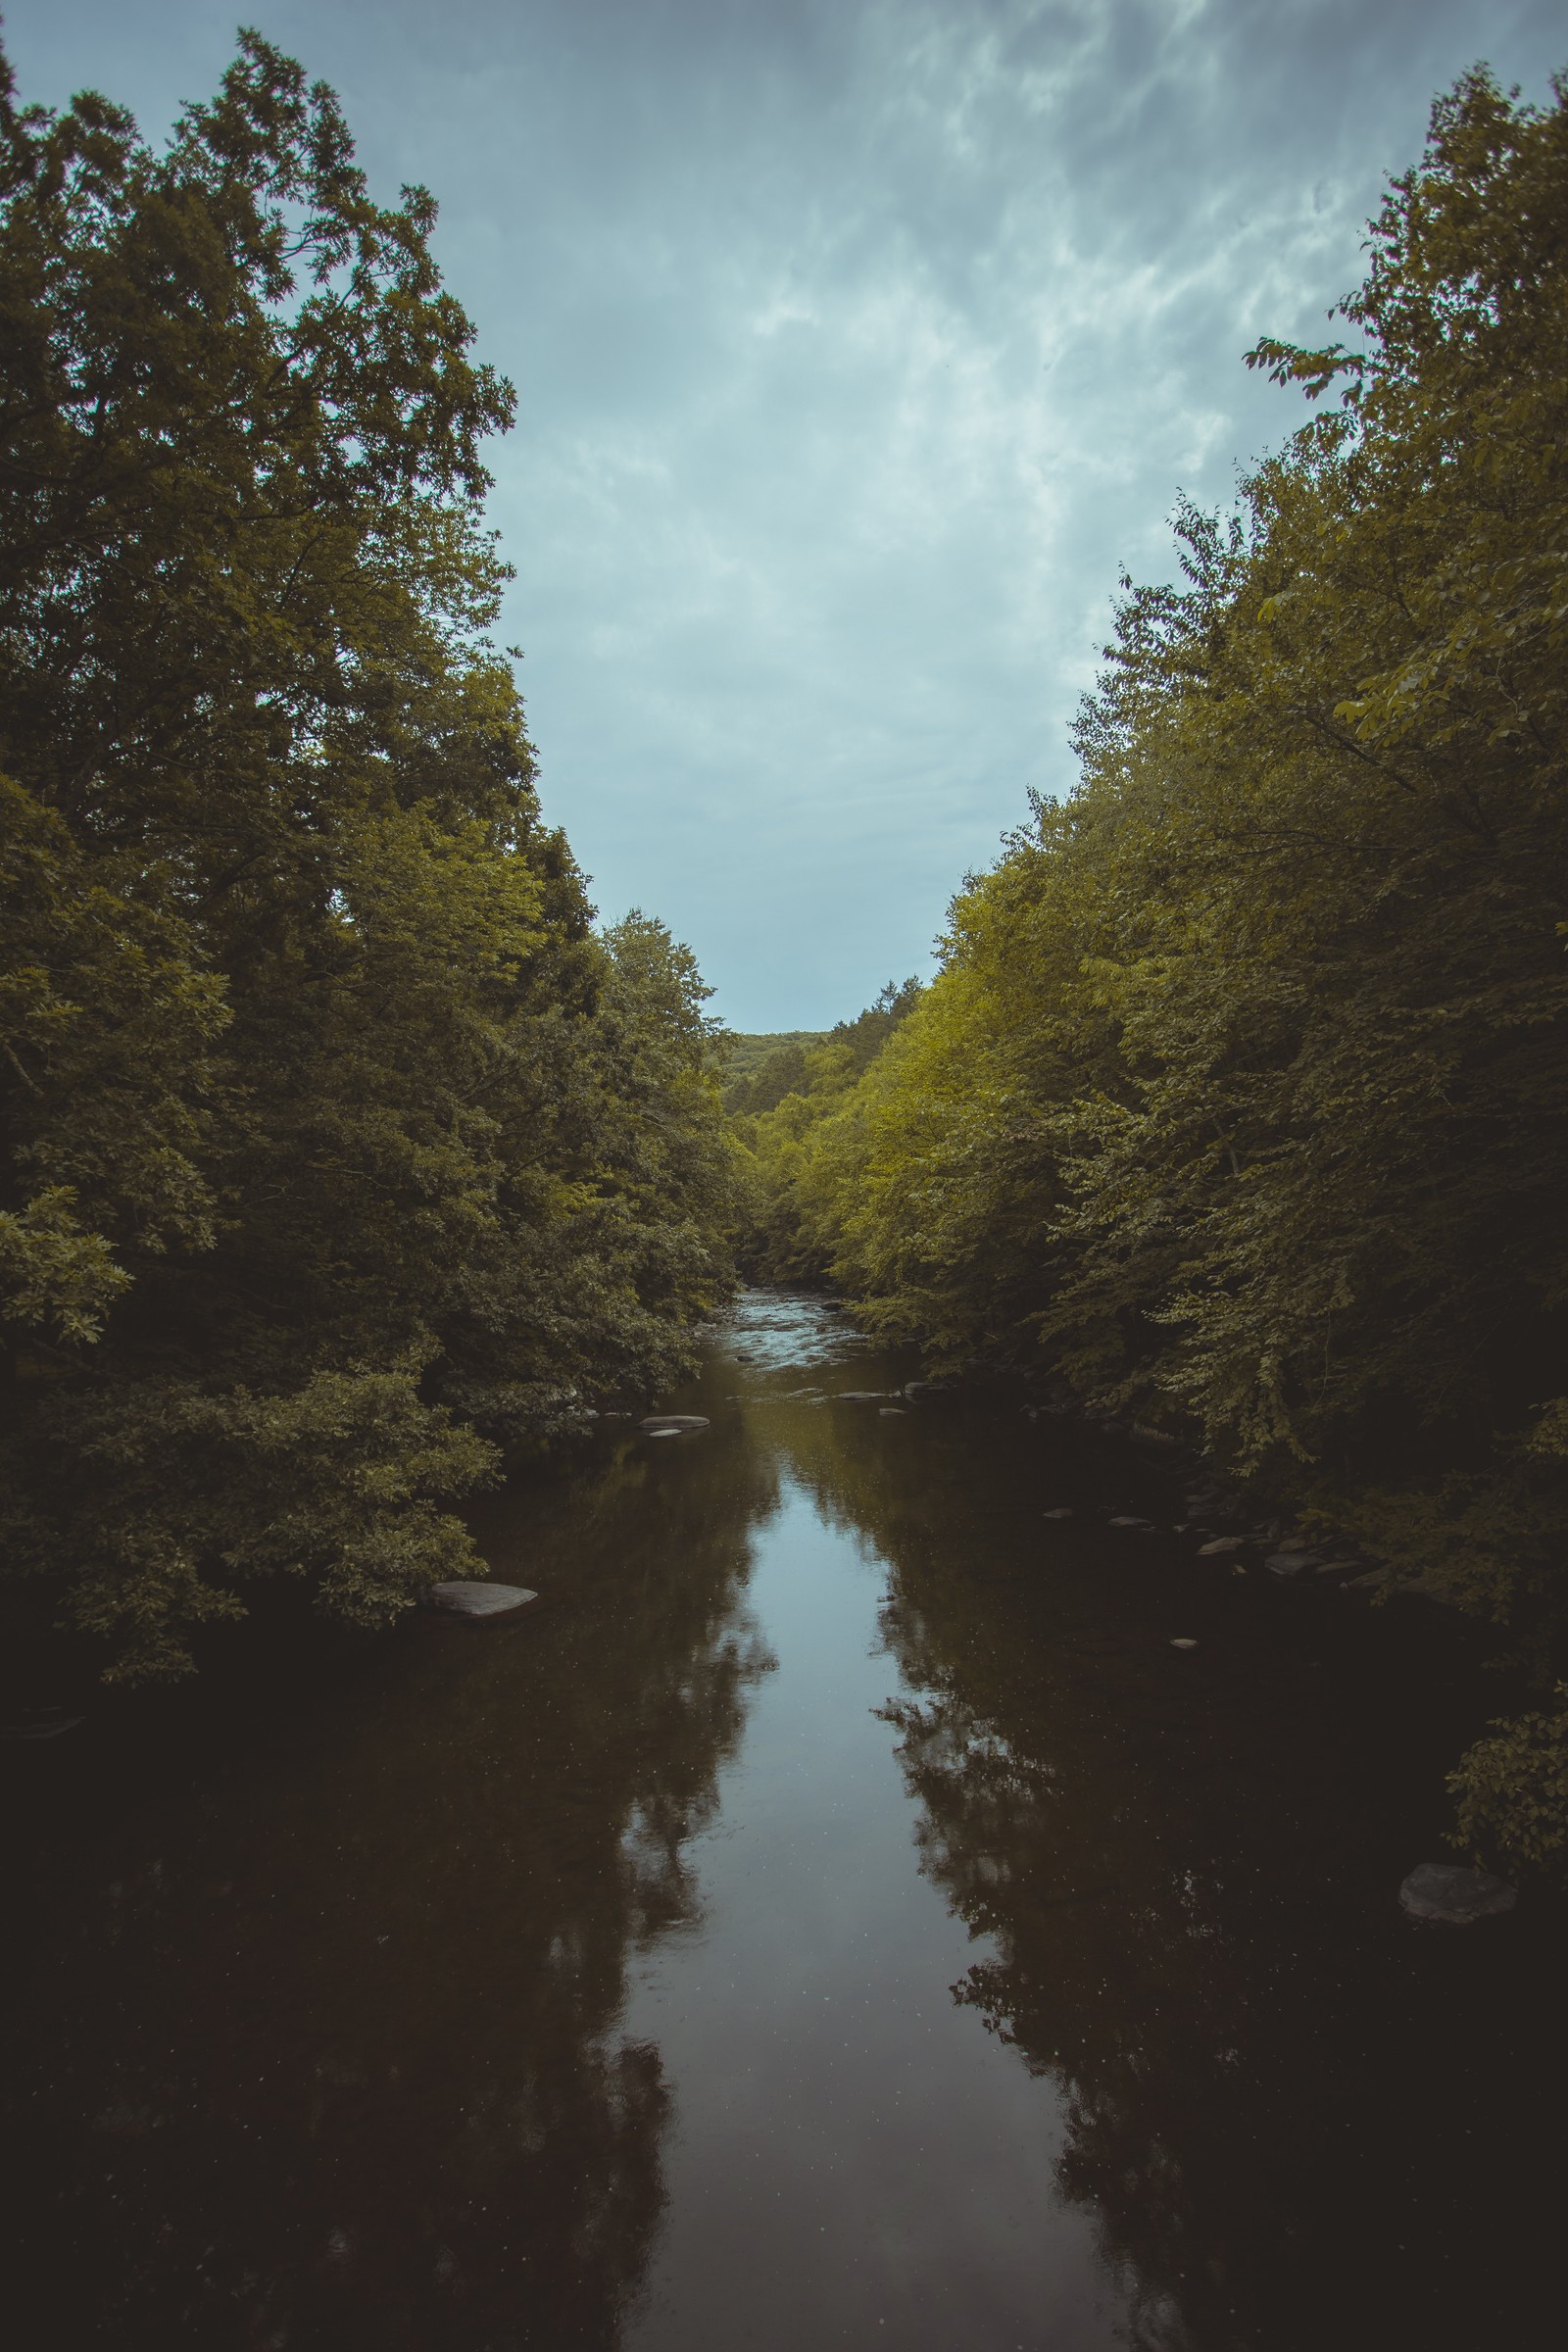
[{"left": 5, "top": 1291, "right": 1564, "bottom": 2349}]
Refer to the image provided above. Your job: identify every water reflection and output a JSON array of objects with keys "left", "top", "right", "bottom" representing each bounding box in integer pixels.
[
  {"left": 775, "top": 1322, "right": 1568, "bottom": 2352},
  {"left": 5, "top": 1438, "right": 778, "bottom": 2348},
  {"left": 5, "top": 1290, "right": 1565, "bottom": 2350}
]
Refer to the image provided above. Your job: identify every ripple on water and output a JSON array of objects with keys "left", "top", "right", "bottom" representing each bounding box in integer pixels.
[{"left": 710, "top": 1285, "right": 871, "bottom": 1373}]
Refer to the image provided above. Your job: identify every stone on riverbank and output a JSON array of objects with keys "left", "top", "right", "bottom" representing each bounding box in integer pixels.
[
  {"left": 1398, "top": 1862, "right": 1516, "bottom": 1924},
  {"left": 429, "top": 1582, "right": 540, "bottom": 1623}
]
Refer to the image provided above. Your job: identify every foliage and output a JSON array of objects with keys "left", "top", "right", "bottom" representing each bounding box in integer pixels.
[
  {"left": 731, "top": 980, "right": 923, "bottom": 1279},
  {"left": 1449, "top": 1685, "right": 1568, "bottom": 1872},
  {"left": 718, "top": 1030, "right": 825, "bottom": 1106},
  {"left": 0, "top": 33, "right": 735, "bottom": 1677},
  {"left": 742, "top": 69, "right": 1568, "bottom": 1863}
]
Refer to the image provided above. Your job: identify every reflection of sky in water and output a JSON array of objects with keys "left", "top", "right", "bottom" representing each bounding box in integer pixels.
[{"left": 621, "top": 1465, "right": 1123, "bottom": 2352}]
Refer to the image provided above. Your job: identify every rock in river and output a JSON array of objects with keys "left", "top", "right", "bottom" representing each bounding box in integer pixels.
[
  {"left": 639, "top": 1414, "right": 710, "bottom": 1434},
  {"left": 0, "top": 1703, "right": 85, "bottom": 1740},
  {"left": 1398, "top": 1862, "right": 1517, "bottom": 1924},
  {"left": 429, "top": 1581, "right": 540, "bottom": 1623}
]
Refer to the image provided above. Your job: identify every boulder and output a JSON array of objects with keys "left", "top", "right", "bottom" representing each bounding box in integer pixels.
[
  {"left": 1265, "top": 1550, "right": 1323, "bottom": 1577},
  {"left": 1198, "top": 1537, "right": 1246, "bottom": 1555},
  {"left": 429, "top": 1581, "right": 540, "bottom": 1623},
  {"left": 1398, "top": 1863, "right": 1516, "bottom": 1925},
  {"left": 639, "top": 1414, "right": 710, "bottom": 1434}
]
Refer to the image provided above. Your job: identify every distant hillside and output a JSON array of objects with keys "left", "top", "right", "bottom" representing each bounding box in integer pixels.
[
  {"left": 722, "top": 983, "right": 924, "bottom": 1117},
  {"left": 719, "top": 1030, "right": 826, "bottom": 1085}
]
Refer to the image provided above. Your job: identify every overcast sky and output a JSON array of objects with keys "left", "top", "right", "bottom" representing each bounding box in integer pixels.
[{"left": 7, "top": 2, "right": 1562, "bottom": 1027}]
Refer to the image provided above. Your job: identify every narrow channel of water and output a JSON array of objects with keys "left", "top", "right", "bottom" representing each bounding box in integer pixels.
[{"left": 5, "top": 1290, "right": 1564, "bottom": 2349}]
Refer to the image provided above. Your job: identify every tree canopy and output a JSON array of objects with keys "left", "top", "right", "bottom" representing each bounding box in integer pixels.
[
  {"left": 735, "top": 69, "right": 1568, "bottom": 1870},
  {"left": 0, "top": 32, "right": 738, "bottom": 1678}
]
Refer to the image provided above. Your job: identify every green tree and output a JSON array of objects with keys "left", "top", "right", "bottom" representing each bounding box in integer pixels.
[
  {"left": 0, "top": 32, "right": 734, "bottom": 1677},
  {"left": 731, "top": 979, "right": 923, "bottom": 1282},
  {"left": 752, "top": 69, "right": 1568, "bottom": 1868}
]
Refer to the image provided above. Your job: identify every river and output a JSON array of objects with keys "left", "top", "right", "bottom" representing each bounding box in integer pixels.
[{"left": 5, "top": 1289, "right": 1564, "bottom": 2349}]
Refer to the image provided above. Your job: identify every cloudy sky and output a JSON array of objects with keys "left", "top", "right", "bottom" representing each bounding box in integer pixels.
[{"left": 7, "top": 2, "right": 1561, "bottom": 1027}]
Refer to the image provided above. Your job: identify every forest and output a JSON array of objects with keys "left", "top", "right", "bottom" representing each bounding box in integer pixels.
[
  {"left": 0, "top": 33, "right": 739, "bottom": 1681},
  {"left": 731, "top": 71, "right": 1568, "bottom": 1872},
  {"left": 3, "top": 33, "right": 1565, "bottom": 1874}
]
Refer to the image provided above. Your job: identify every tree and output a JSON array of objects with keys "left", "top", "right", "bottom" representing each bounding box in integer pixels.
[
  {"left": 0, "top": 33, "right": 735, "bottom": 1677},
  {"left": 748, "top": 69, "right": 1568, "bottom": 1867}
]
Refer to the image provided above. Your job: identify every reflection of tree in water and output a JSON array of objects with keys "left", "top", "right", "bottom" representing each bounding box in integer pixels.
[
  {"left": 5, "top": 1432, "right": 779, "bottom": 2350},
  {"left": 783, "top": 1392, "right": 1564, "bottom": 2352}
]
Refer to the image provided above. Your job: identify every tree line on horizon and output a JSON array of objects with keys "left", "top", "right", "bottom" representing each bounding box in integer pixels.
[
  {"left": 731, "top": 70, "right": 1568, "bottom": 1873},
  {"left": 0, "top": 34, "right": 738, "bottom": 1681}
]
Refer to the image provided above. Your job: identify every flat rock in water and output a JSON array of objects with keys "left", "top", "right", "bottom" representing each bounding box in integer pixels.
[
  {"left": 639, "top": 1414, "right": 710, "bottom": 1433},
  {"left": 835, "top": 1391, "right": 887, "bottom": 1403},
  {"left": 1265, "top": 1550, "right": 1322, "bottom": 1577},
  {"left": 878, "top": 1406, "right": 906, "bottom": 1416},
  {"left": 1199, "top": 1537, "right": 1246, "bottom": 1555},
  {"left": 1398, "top": 1862, "right": 1516, "bottom": 1925},
  {"left": 1041, "top": 1507, "right": 1075, "bottom": 1520},
  {"left": 1108, "top": 1515, "right": 1155, "bottom": 1530},
  {"left": 1170, "top": 1638, "right": 1199, "bottom": 1650},
  {"left": 1, "top": 1704, "right": 85, "bottom": 1740},
  {"left": 430, "top": 1581, "right": 539, "bottom": 1623}
]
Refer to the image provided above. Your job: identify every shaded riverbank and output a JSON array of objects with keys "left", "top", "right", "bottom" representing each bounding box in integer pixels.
[{"left": 4, "top": 1291, "right": 1564, "bottom": 2349}]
